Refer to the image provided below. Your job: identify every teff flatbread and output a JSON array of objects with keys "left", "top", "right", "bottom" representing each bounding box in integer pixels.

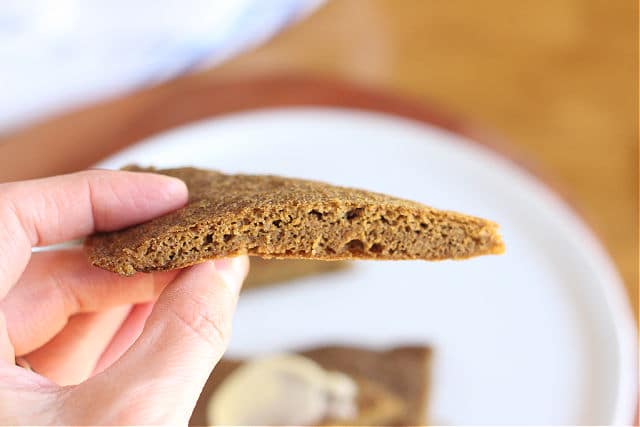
[
  {"left": 85, "top": 166, "right": 504, "bottom": 275},
  {"left": 189, "top": 345, "right": 432, "bottom": 426}
]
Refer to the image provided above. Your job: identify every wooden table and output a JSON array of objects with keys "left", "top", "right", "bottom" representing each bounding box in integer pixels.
[{"left": 0, "top": 0, "right": 636, "bottom": 317}]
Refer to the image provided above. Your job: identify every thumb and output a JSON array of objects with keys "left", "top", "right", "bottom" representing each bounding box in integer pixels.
[{"left": 74, "top": 257, "right": 248, "bottom": 425}]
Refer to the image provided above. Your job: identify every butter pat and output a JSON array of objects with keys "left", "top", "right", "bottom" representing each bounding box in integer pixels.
[{"left": 207, "top": 354, "right": 358, "bottom": 425}]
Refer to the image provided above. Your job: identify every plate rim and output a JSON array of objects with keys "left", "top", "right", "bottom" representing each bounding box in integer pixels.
[{"left": 94, "top": 76, "right": 637, "bottom": 424}]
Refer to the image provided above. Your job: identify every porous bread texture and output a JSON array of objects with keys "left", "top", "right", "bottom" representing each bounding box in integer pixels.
[{"left": 86, "top": 167, "right": 504, "bottom": 275}]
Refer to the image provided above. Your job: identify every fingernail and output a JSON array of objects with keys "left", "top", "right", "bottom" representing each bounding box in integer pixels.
[
  {"left": 214, "top": 257, "right": 247, "bottom": 294},
  {"left": 163, "top": 176, "right": 188, "bottom": 197}
]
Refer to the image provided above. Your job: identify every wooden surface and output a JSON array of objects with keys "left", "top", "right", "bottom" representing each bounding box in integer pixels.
[
  {"left": 208, "top": 0, "right": 638, "bottom": 314},
  {"left": 0, "top": 0, "right": 637, "bottom": 316}
]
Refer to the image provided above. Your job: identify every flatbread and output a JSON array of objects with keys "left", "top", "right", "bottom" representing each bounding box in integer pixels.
[
  {"left": 189, "top": 345, "right": 432, "bottom": 426},
  {"left": 243, "top": 258, "right": 350, "bottom": 290},
  {"left": 86, "top": 167, "right": 503, "bottom": 275}
]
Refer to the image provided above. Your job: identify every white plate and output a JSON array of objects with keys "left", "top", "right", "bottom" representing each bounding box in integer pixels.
[{"left": 96, "top": 108, "right": 637, "bottom": 424}]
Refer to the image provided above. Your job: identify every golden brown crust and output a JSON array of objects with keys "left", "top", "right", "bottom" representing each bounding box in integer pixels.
[
  {"left": 85, "top": 166, "right": 504, "bottom": 275},
  {"left": 189, "top": 345, "right": 432, "bottom": 426}
]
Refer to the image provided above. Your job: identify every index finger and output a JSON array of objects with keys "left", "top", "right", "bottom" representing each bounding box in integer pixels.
[{"left": 0, "top": 170, "right": 188, "bottom": 297}]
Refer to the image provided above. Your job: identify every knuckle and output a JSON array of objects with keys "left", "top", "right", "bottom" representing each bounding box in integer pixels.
[
  {"left": 47, "top": 269, "right": 81, "bottom": 314},
  {"left": 168, "top": 293, "right": 230, "bottom": 349}
]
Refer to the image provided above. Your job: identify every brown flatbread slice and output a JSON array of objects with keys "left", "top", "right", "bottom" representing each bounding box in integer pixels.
[
  {"left": 189, "top": 345, "right": 432, "bottom": 426},
  {"left": 85, "top": 166, "right": 504, "bottom": 275},
  {"left": 243, "top": 258, "right": 351, "bottom": 291}
]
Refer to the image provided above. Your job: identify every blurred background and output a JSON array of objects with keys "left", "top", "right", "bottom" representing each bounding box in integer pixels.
[
  {"left": 1, "top": 0, "right": 636, "bottom": 315},
  {"left": 0, "top": 0, "right": 637, "bottom": 424},
  {"left": 206, "top": 0, "right": 639, "bottom": 315}
]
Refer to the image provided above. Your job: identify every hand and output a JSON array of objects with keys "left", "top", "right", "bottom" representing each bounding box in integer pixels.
[{"left": 0, "top": 170, "right": 248, "bottom": 424}]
